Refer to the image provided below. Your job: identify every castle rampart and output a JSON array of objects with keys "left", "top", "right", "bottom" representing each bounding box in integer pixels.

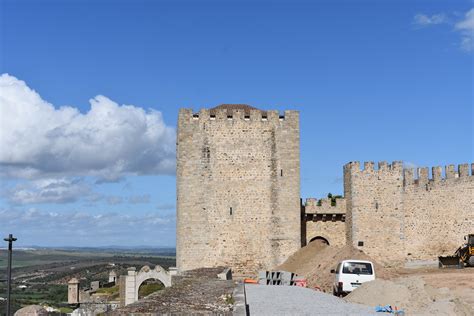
[
  {"left": 303, "top": 197, "right": 346, "bottom": 247},
  {"left": 402, "top": 163, "right": 474, "bottom": 261},
  {"left": 344, "top": 161, "right": 474, "bottom": 264},
  {"left": 176, "top": 105, "right": 301, "bottom": 275}
]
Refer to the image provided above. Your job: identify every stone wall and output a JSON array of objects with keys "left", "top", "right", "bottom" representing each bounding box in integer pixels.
[
  {"left": 304, "top": 198, "right": 346, "bottom": 247},
  {"left": 343, "top": 161, "right": 406, "bottom": 265},
  {"left": 176, "top": 105, "right": 301, "bottom": 275},
  {"left": 344, "top": 161, "right": 474, "bottom": 265},
  {"left": 403, "top": 164, "right": 474, "bottom": 260}
]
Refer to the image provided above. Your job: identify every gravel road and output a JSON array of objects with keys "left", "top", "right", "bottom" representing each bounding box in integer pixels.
[{"left": 244, "top": 284, "right": 379, "bottom": 315}]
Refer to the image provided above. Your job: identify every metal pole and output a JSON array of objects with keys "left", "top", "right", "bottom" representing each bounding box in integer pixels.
[{"left": 3, "top": 234, "right": 17, "bottom": 316}]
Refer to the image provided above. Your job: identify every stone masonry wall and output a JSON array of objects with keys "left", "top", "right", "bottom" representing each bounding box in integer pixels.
[
  {"left": 403, "top": 164, "right": 474, "bottom": 260},
  {"left": 344, "top": 161, "right": 406, "bottom": 265},
  {"left": 176, "top": 106, "right": 301, "bottom": 275},
  {"left": 344, "top": 161, "right": 474, "bottom": 265},
  {"left": 304, "top": 198, "right": 346, "bottom": 246}
]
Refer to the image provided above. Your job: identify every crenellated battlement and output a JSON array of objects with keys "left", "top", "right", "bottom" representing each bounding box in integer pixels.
[
  {"left": 343, "top": 161, "right": 403, "bottom": 174},
  {"left": 344, "top": 159, "right": 473, "bottom": 264},
  {"left": 304, "top": 197, "right": 346, "bottom": 214},
  {"left": 179, "top": 106, "right": 298, "bottom": 124},
  {"left": 343, "top": 161, "right": 473, "bottom": 189},
  {"left": 403, "top": 163, "right": 474, "bottom": 188},
  {"left": 304, "top": 197, "right": 347, "bottom": 246}
]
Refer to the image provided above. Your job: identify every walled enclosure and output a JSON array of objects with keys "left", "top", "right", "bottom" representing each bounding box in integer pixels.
[
  {"left": 344, "top": 161, "right": 474, "bottom": 265},
  {"left": 176, "top": 105, "right": 301, "bottom": 275},
  {"left": 303, "top": 198, "right": 346, "bottom": 247}
]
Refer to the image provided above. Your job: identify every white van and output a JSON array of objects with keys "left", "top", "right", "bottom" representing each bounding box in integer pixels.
[{"left": 331, "top": 259, "right": 375, "bottom": 296}]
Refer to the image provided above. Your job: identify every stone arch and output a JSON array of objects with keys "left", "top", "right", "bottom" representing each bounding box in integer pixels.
[
  {"left": 309, "top": 236, "right": 330, "bottom": 245},
  {"left": 135, "top": 265, "right": 171, "bottom": 299},
  {"left": 123, "top": 265, "right": 171, "bottom": 305},
  {"left": 136, "top": 278, "right": 164, "bottom": 299}
]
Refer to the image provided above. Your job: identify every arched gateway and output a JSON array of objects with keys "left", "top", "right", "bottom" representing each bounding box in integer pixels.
[
  {"left": 309, "top": 236, "right": 330, "bottom": 245},
  {"left": 123, "top": 265, "right": 172, "bottom": 305}
]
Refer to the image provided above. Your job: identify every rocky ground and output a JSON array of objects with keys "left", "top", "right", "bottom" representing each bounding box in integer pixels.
[
  {"left": 111, "top": 268, "right": 236, "bottom": 315},
  {"left": 345, "top": 272, "right": 474, "bottom": 315}
]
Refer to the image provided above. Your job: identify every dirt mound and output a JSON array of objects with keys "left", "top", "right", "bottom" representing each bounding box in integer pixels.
[
  {"left": 277, "top": 241, "right": 473, "bottom": 314},
  {"left": 277, "top": 241, "right": 395, "bottom": 292},
  {"left": 277, "top": 240, "right": 329, "bottom": 276},
  {"left": 345, "top": 277, "right": 473, "bottom": 315}
]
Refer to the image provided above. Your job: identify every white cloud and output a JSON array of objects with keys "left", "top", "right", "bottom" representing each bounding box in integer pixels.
[
  {"left": 129, "top": 194, "right": 150, "bottom": 204},
  {"left": 413, "top": 13, "right": 447, "bottom": 26},
  {"left": 6, "top": 178, "right": 91, "bottom": 204},
  {"left": 106, "top": 196, "right": 124, "bottom": 205},
  {"left": 0, "top": 74, "right": 176, "bottom": 181},
  {"left": 3, "top": 178, "right": 156, "bottom": 205},
  {"left": 413, "top": 9, "right": 474, "bottom": 52},
  {"left": 0, "top": 208, "right": 176, "bottom": 247},
  {"left": 455, "top": 8, "right": 474, "bottom": 51},
  {"left": 456, "top": 8, "right": 474, "bottom": 30}
]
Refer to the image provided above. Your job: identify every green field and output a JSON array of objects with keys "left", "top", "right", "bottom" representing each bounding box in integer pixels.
[
  {"left": 0, "top": 247, "right": 176, "bottom": 314},
  {"left": 0, "top": 247, "right": 175, "bottom": 270}
]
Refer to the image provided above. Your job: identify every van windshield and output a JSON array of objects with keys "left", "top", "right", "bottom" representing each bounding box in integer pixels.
[{"left": 342, "top": 262, "right": 373, "bottom": 275}]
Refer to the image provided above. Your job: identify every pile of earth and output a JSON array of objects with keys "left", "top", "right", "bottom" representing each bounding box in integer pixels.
[
  {"left": 345, "top": 277, "right": 473, "bottom": 316},
  {"left": 276, "top": 240, "right": 395, "bottom": 293}
]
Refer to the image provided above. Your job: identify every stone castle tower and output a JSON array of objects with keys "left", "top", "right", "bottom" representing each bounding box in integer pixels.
[
  {"left": 67, "top": 278, "right": 80, "bottom": 304},
  {"left": 176, "top": 104, "right": 301, "bottom": 274}
]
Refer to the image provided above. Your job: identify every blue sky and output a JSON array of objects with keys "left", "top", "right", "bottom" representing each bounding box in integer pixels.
[{"left": 0, "top": 0, "right": 472, "bottom": 247}]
